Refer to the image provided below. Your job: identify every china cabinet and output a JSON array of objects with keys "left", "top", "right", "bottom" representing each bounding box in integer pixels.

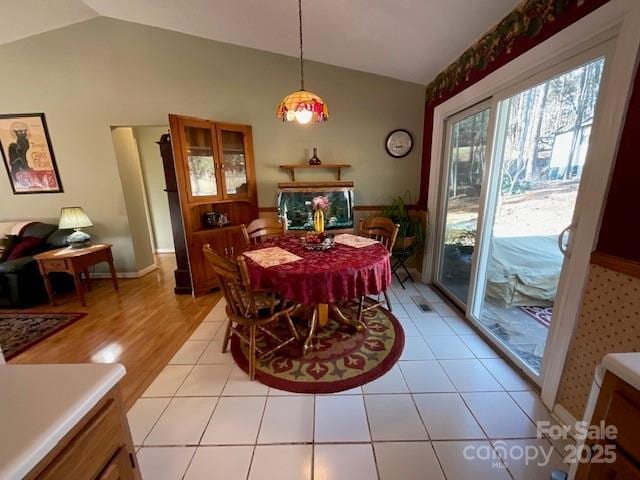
[{"left": 164, "top": 114, "right": 258, "bottom": 296}]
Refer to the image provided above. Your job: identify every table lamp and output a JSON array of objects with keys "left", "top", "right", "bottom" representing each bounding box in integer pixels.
[{"left": 59, "top": 206, "right": 93, "bottom": 248}]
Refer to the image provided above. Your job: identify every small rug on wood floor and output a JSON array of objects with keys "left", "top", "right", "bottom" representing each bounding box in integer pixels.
[
  {"left": 230, "top": 302, "right": 405, "bottom": 393},
  {"left": 0, "top": 313, "right": 86, "bottom": 360},
  {"left": 519, "top": 306, "right": 553, "bottom": 328}
]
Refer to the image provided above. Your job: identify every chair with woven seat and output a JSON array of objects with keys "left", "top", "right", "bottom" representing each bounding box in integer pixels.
[
  {"left": 356, "top": 216, "right": 399, "bottom": 322},
  {"left": 202, "top": 244, "right": 300, "bottom": 379},
  {"left": 242, "top": 218, "right": 285, "bottom": 246}
]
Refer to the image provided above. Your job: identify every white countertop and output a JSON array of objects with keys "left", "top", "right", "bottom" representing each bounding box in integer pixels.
[
  {"left": 0, "top": 363, "right": 126, "bottom": 480},
  {"left": 602, "top": 352, "right": 640, "bottom": 391}
]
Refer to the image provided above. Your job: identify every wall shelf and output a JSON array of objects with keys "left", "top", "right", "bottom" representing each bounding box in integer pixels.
[
  {"left": 277, "top": 181, "right": 354, "bottom": 189},
  {"left": 279, "top": 163, "right": 351, "bottom": 182}
]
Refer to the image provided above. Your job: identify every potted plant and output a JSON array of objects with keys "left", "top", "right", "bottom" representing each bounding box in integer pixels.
[{"left": 381, "top": 193, "right": 425, "bottom": 251}]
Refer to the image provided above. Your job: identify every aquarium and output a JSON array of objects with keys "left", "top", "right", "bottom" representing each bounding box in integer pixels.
[{"left": 278, "top": 188, "right": 354, "bottom": 231}]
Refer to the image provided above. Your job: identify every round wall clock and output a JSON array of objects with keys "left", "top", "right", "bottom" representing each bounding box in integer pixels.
[{"left": 385, "top": 129, "right": 413, "bottom": 158}]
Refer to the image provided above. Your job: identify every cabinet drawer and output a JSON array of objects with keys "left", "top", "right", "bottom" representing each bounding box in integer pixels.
[
  {"left": 43, "top": 259, "right": 67, "bottom": 272},
  {"left": 97, "top": 448, "right": 136, "bottom": 480},
  {"left": 38, "top": 399, "right": 125, "bottom": 480}
]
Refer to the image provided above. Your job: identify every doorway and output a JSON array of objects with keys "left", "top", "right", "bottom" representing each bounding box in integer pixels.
[
  {"left": 111, "top": 125, "right": 173, "bottom": 273},
  {"left": 434, "top": 46, "right": 608, "bottom": 380}
]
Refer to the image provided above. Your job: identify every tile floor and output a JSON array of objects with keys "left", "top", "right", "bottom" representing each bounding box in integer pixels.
[{"left": 129, "top": 281, "right": 569, "bottom": 480}]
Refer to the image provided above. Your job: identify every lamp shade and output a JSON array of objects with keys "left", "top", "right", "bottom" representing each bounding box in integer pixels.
[
  {"left": 276, "top": 90, "right": 329, "bottom": 124},
  {"left": 59, "top": 207, "right": 93, "bottom": 229}
]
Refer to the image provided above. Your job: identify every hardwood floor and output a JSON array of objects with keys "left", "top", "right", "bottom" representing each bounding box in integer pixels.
[{"left": 6, "top": 254, "right": 221, "bottom": 410}]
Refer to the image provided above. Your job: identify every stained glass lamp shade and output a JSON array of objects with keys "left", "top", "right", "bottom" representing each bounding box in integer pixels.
[{"left": 276, "top": 90, "right": 329, "bottom": 124}]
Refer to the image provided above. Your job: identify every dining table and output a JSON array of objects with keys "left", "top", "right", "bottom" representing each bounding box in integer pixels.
[{"left": 243, "top": 234, "right": 392, "bottom": 354}]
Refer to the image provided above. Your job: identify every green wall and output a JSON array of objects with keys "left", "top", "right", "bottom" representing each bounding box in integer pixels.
[
  {"left": 134, "top": 125, "right": 174, "bottom": 253},
  {"left": 0, "top": 17, "right": 424, "bottom": 272}
]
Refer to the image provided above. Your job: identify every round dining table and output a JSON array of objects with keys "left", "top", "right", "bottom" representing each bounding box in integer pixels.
[{"left": 243, "top": 235, "right": 392, "bottom": 354}]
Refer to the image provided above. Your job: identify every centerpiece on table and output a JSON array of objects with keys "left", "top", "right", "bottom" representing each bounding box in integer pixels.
[{"left": 302, "top": 195, "right": 334, "bottom": 250}]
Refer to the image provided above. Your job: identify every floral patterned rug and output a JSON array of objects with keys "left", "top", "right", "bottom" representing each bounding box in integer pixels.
[
  {"left": 0, "top": 313, "right": 86, "bottom": 360},
  {"left": 230, "top": 303, "right": 404, "bottom": 393}
]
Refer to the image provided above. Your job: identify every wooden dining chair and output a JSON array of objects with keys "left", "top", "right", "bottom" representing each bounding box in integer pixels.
[
  {"left": 202, "top": 244, "right": 299, "bottom": 380},
  {"left": 242, "top": 218, "right": 286, "bottom": 246},
  {"left": 358, "top": 217, "right": 400, "bottom": 253},
  {"left": 356, "top": 216, "right": 400, "bottom": 322}
]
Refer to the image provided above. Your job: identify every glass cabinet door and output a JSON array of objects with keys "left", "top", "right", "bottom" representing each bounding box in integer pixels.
[
  {"left": 182, "top": 124, "right": 220, "bottom": 201},
  {"left": 217, "top": 125, "right": 251, "bottom": 199}
]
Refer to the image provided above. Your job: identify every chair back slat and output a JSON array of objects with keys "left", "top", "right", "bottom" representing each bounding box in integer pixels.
[
  {"left": 242, "top": 218, "right": 285, "bottom": 245},
  {"left": 358, "top": 217, "right": 399, "bottom": 253},
  {"left": 202, "top": 244, "right": 256, "bottom": 318}
]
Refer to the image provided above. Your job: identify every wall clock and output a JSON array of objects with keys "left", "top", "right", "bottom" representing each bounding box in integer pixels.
[{"left": 385, "top": 129, "right": 413, "bottom": 158}]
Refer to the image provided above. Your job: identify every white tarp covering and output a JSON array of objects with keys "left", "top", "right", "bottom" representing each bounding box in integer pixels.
[{"left": 486, "top": 235, "right": 563, "bottom": 308}]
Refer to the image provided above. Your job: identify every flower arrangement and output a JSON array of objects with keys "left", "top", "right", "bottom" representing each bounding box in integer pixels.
[{"left": 312, "top": 196, "right": 330, "bottom": 211}]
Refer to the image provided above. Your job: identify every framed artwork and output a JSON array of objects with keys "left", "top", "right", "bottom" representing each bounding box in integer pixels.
[{"left": 0, "top": 113, "right": 63, "bottom": 194}]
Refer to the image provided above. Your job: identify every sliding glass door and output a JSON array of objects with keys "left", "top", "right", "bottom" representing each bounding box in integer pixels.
[
  {"left": 434, "top": 47, "right": 608, "bottom": 381},
  {"left": 436, "top": 104, "right": 491, "bottom": 306}
]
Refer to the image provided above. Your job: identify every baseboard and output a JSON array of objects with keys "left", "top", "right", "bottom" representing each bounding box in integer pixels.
[
  {"left": 90, "top": 263, "right": 158, "bottom": 279},
  {"left": 155, "top": 248, "right": 175, "bottom": 254},
  {"left": 553, "top": 403, "right": 580, "bottom": 437},
  {"left": 137, "top": 264, "right": 159, "bottom": 277}
]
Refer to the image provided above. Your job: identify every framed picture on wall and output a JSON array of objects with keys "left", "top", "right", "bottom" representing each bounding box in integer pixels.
[{"left": 0, "top": 113, "right": 63, "bottom": 194}]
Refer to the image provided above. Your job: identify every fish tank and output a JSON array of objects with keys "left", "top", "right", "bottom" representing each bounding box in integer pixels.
[{"left": 278, "top": 187, "right": 354, "bottom": 231}]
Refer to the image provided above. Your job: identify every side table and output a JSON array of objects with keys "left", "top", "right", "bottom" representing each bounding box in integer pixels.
[{"left": 34, "top": 244, "right": 118, "bottom": 306}]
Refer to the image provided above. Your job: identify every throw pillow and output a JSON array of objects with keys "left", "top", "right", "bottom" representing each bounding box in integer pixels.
[
  {"left": 6, "top": 236, "right": 44, "bottom": 261},
  {"left": 0, "top": 235, "right": 19, "bottom": 263}
]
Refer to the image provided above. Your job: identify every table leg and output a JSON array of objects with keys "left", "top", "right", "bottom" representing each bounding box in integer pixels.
[
  {"left": 107, "top": 249, "right": 118, "bottom": 291},
  {"left": 42, "top": 271, "right": 56, "bottom": 306},
  {"left": 72, "top": 271, "right": 86, "bottom": 307},
  {"left": 83, "top": 269, "right": 92, "bottom": 291},
  {"left": 330, "top": 304, "right": 366, "bottom": 332},
  {"left": 303, "top": 308, "right": 318, "bottom": 355},
  {"left": 317, "top": 304, "right": 329, "bottom": 327}
]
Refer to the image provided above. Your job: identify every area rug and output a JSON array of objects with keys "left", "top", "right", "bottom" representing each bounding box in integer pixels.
[
  {"left": 0, "top": 313, "right": 86, "bottom": 360},
  {"left": 519, "top": 306, "right": 553, "bottom": 328},
  {"left": 230, "top": 303, "right": 405, "bottom": 393}
]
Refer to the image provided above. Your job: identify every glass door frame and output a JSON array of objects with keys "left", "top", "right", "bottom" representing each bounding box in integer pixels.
[
  {"left": 433, "top": 39, "right": 615, "bottom": 385},
  {"left": 432, "top": 99, "right": 496, "bottom": 311}
]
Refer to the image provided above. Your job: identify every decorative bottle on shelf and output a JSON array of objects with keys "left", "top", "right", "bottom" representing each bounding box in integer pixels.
[
  {"left": 308, "top": 147, "right": 321, "bottom": 165},
  {"left": 314, "top": 209, "right": 325, "bottom": 233}
]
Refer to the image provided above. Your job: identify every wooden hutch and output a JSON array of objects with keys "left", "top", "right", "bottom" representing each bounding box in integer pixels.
[{"left": 160, "top": 114, "right": 258, "bottom": 296}]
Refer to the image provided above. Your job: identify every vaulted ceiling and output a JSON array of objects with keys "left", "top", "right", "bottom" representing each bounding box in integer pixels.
[{"left": 3, "top": 0, "right": 520, "bottom": 84}]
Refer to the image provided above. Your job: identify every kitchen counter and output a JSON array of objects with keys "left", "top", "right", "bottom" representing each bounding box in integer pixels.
[
  {"left": 601, "top": 352, "right": 640, "bottom": 391},
  {"left": 0, "top": 363, "right": 126, "bottom": 480}
]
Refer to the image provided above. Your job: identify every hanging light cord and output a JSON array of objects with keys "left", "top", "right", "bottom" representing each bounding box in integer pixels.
[{"left": 298, "top": 0, "right": 305, "bottom": 91}]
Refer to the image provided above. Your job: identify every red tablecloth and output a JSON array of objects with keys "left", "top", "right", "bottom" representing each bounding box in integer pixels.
[{"left": 244, "top": 236, "right": 392, "bottom": 305}]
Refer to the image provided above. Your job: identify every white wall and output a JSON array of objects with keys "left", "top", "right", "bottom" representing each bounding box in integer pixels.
[{"left": 0, "top": 17, "right": 424, "bottom": 271}]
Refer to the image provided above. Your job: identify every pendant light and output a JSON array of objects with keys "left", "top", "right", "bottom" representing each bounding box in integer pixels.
[{"left": 276, "top": 0, "right": 329, "bottom": 124}]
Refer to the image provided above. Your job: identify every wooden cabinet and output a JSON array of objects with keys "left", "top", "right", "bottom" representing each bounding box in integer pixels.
[
  {"left": 575, "top": 371, "right": 640, "bottom": 479},
  {"left": 168, "top": 114, "right": 258, "bottom": 296},
  {"left": 26, "top": 386, "right": 140, "bottom": 480}
]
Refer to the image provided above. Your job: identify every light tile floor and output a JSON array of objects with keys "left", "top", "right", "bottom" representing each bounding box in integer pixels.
[{"left": 130, "top": 281, "right": 570, "bottom": 480}]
